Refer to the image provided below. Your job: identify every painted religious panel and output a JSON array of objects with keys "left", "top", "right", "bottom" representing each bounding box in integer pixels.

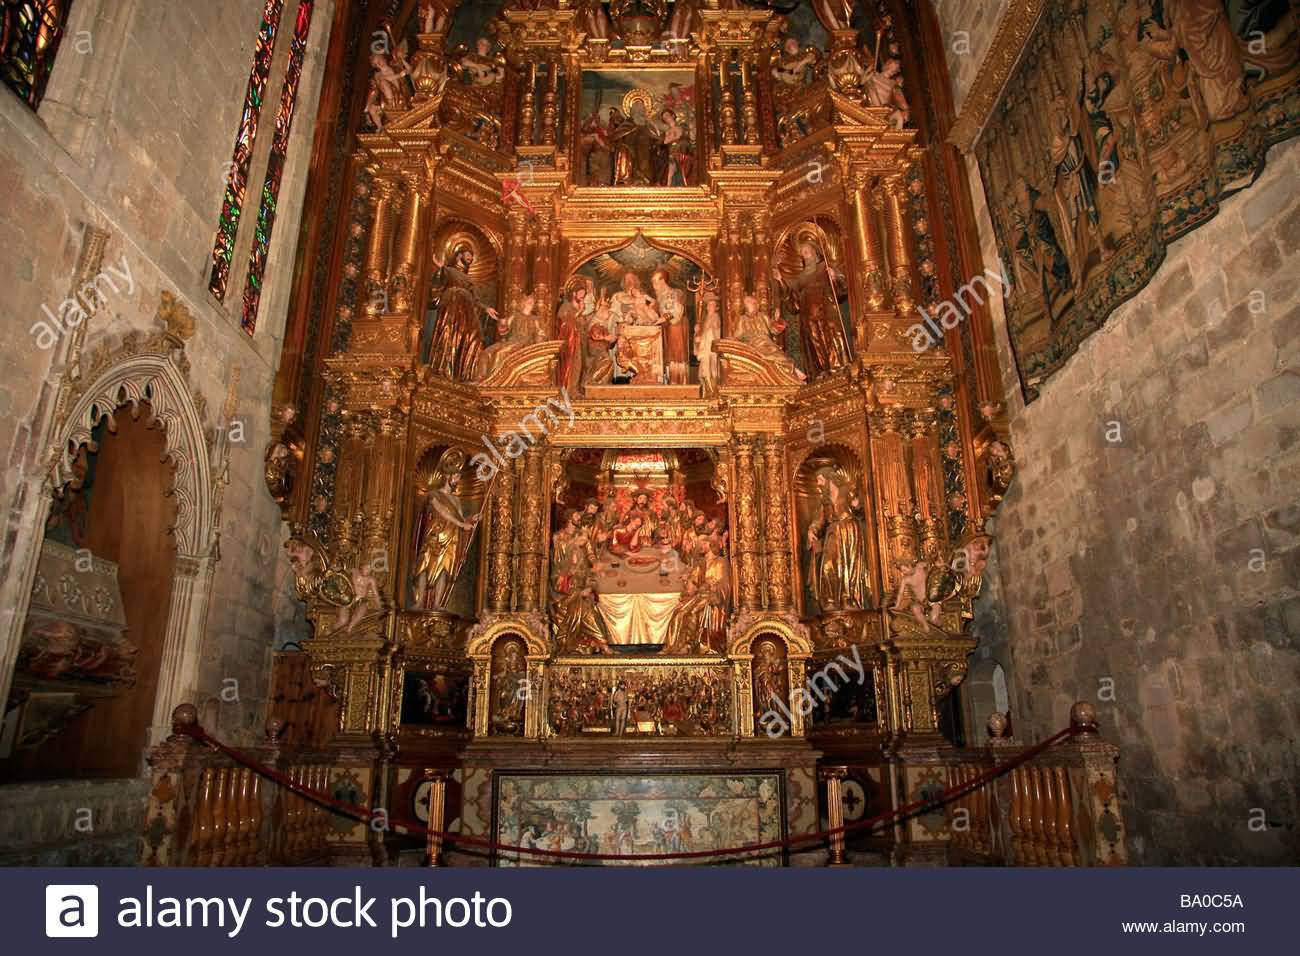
[
  {"left": 975, "top": 0, "right": 1300, "bottom": 398},
  {"left": 545, "top": 661, "right": 734, "bottom": 736},
  {"left": 550, "top": 449, "right": 730, "bottom": 655},
  {"left": 493, "top": 772, "right": 784, "bottom": 866},
  {"left": 399, "top": 665, "right": 469, "bottom": 729},
  {"left": 577, "top": 68, "right": 698, "bottom": 186}
]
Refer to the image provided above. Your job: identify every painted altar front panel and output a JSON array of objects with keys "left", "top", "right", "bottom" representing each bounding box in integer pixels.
[{"left": 493, "top": 771, "right": 784, "bottom": 866}]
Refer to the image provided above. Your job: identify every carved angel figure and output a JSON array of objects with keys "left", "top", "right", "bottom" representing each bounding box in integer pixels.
[
  {"left": 863, "top": 56, "right": 909, "bottom": 129},
  {"left": 364, "top": 37, "right": 412, "bottom": 129},
  {"left": 771, "top": 37, "right": 819, "bottom": 94},
  {"left": 456, "top": 37, "right": 505, "bottom": 88}
]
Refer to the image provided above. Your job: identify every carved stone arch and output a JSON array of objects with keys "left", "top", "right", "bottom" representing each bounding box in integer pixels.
[
  {"left": 51, "top": 350, "right": 216, "bottom": 556},
  {"left": 36, "top": 334, "right": 225, "bottom": 747}
]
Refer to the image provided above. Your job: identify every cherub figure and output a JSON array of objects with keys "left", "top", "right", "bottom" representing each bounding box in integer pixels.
[
  {"left": 891, "top": 557, "right": 938, "bottom": 627},
  {"left": 337, "top": 564, "right": 383, "bottom": 632}
]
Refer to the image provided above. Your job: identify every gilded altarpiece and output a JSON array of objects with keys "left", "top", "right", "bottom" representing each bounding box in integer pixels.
[{"left": 271, "top": 0, "right": 1013, "bottom": 866}]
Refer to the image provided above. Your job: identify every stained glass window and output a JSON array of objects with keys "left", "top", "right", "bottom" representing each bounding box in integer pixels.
[
  {"left": 0, "top": 0, "right": 72, "bottom": 109},
  {"left": 208, "top": 0, "right": 286, "bottom": 302},
  {"left": 240, "top": 0, "right": 314, "bottom": 335}
]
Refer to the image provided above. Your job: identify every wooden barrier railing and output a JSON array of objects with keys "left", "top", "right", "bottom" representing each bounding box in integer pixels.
[
  {"left": 139, "top": 705, "right": 336, "bottom": 866},
  {"left": 944, "top": 703, "right": 1126, "bottom": 866}
]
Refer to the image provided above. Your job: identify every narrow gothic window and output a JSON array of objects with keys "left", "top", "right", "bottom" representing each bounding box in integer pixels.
[
  {"left": 208, "top": 0, "right": 286, "bottom": 302},
  {"left": 240, "top": 0, "right": 314, "bottom": 336},
  {"left": 0, "top": 0, "right": 73, "bottom": 109}
]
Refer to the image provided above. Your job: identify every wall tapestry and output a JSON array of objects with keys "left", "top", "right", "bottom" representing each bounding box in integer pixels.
[
  {"left": 974, "top": 0, "right": 1300, "bottom": 399},
  {"left": 493, "top": 772, "right": 784, "bottom": 866}
]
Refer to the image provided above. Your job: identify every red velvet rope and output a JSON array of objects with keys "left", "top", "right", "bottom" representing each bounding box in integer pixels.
[{"left": 181, "top": 724, "right": 1078, "bottom": 862}]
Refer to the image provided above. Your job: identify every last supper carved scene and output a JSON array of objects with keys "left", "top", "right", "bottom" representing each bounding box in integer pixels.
[{"left": 269, "top": 0, "right": 1013, "bottom": 866}]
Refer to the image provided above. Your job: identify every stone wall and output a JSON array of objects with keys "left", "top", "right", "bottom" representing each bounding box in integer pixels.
[
  {"left": 929, "top": 0, "right": 1011, "bottom": 112},
  {"left": 936, "top": 2, "right": 1300, "bottom": 863},
  {"left": 0, "top": 0, "right": 334, "bottom": 760}
]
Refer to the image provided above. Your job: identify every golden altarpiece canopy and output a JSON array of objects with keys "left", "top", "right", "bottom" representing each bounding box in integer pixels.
[{"left": 267, "top": 0, "right": 1013, "bottom": 865}]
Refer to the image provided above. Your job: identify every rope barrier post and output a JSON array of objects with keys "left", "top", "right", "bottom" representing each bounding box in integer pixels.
[
  {"left": 819, "top": 765, "right": 850, "bottom": 867},
  {"left": 423, "top": 769, "right": 448, "bottom": 867}
]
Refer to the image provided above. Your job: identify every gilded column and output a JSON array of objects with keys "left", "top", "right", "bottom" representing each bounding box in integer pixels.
[
  {"left": 487, "top": 438, "right": 516, "bottom": 613},
  {"left": 540, "top": 57, "right": 559, "bottom": 146},
  {"left": 850, "top": 173, "right": 890, "bottom": 314},
  {"left": 532, "top": 209, "right": 555, "bottom": 323},
  {"left": 362, "top": 409, "right": 405, "bottom": 587},
  {"left": 883, "top": 172, "right": 917, "bottom": 318},
  {"left": 762, "top": 436, "right": 793, "bottom": 610},
  {"left": 517, "top": 62, "right": 537, "bottom": 147},
  {"left": 906, "top": 409, "right": 945, "bottom": 564},
  {"left": 363, "top": 176, "right": 399, "bottom": 316},
  {"left": 505, "top": 205, "right": 530, "bottom": 308},
  {"left": 724, "top": 210, "right": 745, "bottom": 322},
  {"left": 389, "top": 177, "right": 424, "bottom": 315},
  {"left": 870, "top": 405, "right": 919, "bottom": 578},
  {"left": 718, "top": 53, "right": 738, "bottom": 146},
  {"left": 733, "top": 435, "right": 762, "bottom": 611},
  {"left": 740, "top": 55, "right": 759, "bottom": 145},
  {"left": 516, "top": 443, "right": 546, "bottom": 612},
  {"left": 333, "top": 415, "right": 375, "bottom": 560},
  {"left": 752, "top": 211, "right": 772, "bottom": 316}
]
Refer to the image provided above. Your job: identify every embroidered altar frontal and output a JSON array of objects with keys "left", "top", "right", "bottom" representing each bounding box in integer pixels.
[
  {"left": 493, "top": 772, "right": 785, "bottom": 867},
  {"left": 973, "top": 0, "right": 1300, "bottom": 398}
]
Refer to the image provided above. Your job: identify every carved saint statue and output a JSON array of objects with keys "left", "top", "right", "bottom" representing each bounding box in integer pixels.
[
  {"left": 427, "top": 244, "right": 497, "bottom": 381},
  {"left": 651, "top": 267, "right": 689, "bottom": 384},
  {"left": 490, "top": 639, "right": 527, "bottom": 735},
  {"left": 556, "top": 279, "right": 590, "bottom": 393},
  {"left": 805, "top": 469, "right": 870, "bottom": 611},
  {"left": 734, "top": 294, "right": 806, "bottom": 382},
  {"left": 752, "top": 639, "right": 789, "bottom": 722},
  {"left": 773, "top": 241, "right": 851, "bottom": 377},
  {"left": 582, "top": 292, "right": 617, "bottom": 390},
  {"left": 694, "top": 288, "right": 721, "bottom": 396},
  {"left": 410, "top": 449, "right": 481, "bottom": 610},
  {"left": 476, "top": 293, "right": 543, "bottom": 380}
]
